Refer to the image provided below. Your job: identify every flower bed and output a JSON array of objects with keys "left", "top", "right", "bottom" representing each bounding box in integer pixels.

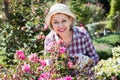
[{"left": 0, "top": 44, "right": 119, "bottom": 80}]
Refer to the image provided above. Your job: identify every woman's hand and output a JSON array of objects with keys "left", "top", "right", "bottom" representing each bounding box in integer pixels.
[
  {"left": 84, "top": 58, "right": 94, "bottom": 68},
  {"left": 74, "top": 54, "right": 94, "bottom": 69}
]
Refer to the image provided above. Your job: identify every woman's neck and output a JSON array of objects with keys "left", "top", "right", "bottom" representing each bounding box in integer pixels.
[{"left": 59, "top": 31, "right": 73, "bottom": 45}]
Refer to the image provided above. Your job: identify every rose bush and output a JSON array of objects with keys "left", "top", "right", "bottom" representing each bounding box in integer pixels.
[
  {"left": 1, "top": 41, "right": 119, "bottom": 80},
  {"left": 0, "top": 39, "right": 95, "bottom": 80}
]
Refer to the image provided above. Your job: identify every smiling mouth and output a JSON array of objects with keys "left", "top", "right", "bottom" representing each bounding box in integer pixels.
[{"left": 58, "top": 28, "right": 66, "bottom": 32}]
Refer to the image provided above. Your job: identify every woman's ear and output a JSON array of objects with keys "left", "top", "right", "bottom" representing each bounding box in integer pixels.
[
  {"left": 69, "top": 17, "right": 73, "bottom": 23},
  {"left": 69, "top": 17, "right": 73, "bottom": 27}
]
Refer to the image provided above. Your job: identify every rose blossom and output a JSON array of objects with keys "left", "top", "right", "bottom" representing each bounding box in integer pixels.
[
  {"left": 15, "top": 50, "right": 26, "bottom": 60},
  {"left": 38, "top": 72, "right": 50, "bottom": 80},
  {"left": 59, "top": 47, "right": 66, "bottom": 54},
  {"left": 64, "top": 76, "right": 72, "bottom": 80},
  {"left": 68, "top": 61, "right": 73, "bottom": 69},
  {"left": 39, "top": 59, "right": 46, "bottom": 66},
  {"left": 28, "top": 53, "right": 39, "bottom": 63},
  {"left": 21, "top": 64, "right": 31, "bottom": 73}
]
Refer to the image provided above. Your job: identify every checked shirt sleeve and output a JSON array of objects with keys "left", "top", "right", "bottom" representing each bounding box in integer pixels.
[
  {"left": 84, "top": 31, "right": 99, "bottom": 66},
  {"left": 44, "top": 31, "right": 55, "bottom": 53}
]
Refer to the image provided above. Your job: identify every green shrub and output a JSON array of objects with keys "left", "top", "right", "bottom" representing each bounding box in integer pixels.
[
  {"left": 106, "top": 0, "right": 120, "bottom": 30},
  {"left": 69, "top": 0, "right": 105, "bottom": 25},
  {"left": 93, "top": 33, "right": 120, "bottom": 60},
  {"left": 95, "top": 33, "right": 120, "bottom": 46},
  {"left": 96, "top": 49, "right": 112, "bottom": 60},
  {"left": 93, "top": 40, "right": 113, "bottom": 60}
]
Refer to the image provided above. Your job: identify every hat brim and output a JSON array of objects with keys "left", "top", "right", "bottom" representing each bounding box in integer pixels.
[{"left": 45, "top": 9, "right": 76, "bottom": 26}]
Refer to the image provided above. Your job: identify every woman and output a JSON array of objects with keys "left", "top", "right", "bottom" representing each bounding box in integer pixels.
[{"left": 44, "top": 3, "right": 99, "bottom": 69}]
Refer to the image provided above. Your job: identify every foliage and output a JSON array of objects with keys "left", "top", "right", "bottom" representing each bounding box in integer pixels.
[
  {"left": 0, "top": 40, "right": 95, "bottom": 80},
  {"left": 1, "top": 42, "right": 120, "bottom": 80},
  {"left": 93, "top": 46, "right": 120, "bottom": 80},
  {"left": 69, "top": 0, "right": 105, "bottom": 26},
  {"left": 0, "top": 0, "right": 50, "bottom": 65},
  {"left": 106, "top": 0, "right": 120, "bottom": 30}
]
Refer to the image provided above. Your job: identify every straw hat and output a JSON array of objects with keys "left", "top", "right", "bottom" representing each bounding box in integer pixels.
[{"left": 45, "top": 3, "right": 76, "bottom": 27}]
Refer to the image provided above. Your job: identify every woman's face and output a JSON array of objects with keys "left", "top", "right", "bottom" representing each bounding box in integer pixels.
[{"left": 51, "top": 13, "right": 72, "bottom": 36}]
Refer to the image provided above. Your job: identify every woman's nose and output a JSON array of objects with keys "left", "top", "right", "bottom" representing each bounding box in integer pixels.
[{"left": 58, "top": 23, "right": 63, "bottom": 28}]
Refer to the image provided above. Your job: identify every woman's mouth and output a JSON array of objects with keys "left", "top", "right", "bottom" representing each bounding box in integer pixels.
[{"left": 58, "top": 28, "right": 66, "bottom": 32}]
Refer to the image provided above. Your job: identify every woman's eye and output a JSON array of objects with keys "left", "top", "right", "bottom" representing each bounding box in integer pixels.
[
  {"left": 54, "top": 22, "right": 59, "bottom": 24},
  {"left": 62, "top": 20, "right": 66, "bottom": 22}
]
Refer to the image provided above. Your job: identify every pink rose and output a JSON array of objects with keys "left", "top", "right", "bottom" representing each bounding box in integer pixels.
[
  {"left": 59, "top": 47, "right": 66, "bottom": 54},
  {"left": 38, "top": 72, "right": 50, "bottom": 80},
  {"left": 64, "top": 76, "right": 72, "bottom": 80},
  {"left": 39, "top": 59, "right": 46, "bottom": 66},
  {"left": 28, "top": 53, "right": 39, "bottom": 63},
  {"left": 68, "top": 61, "right": 73, "bottom": 69},
  {"left": 15, "top": 50, "right": 26, "bottom": 60},
  {"left": 21, "top": 64, "right": 31, "bottom": 73}
]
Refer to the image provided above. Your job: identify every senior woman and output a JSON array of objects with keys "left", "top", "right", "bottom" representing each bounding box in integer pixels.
[{"left": 44, "top": 3, "right": 99, "bottom": 69}]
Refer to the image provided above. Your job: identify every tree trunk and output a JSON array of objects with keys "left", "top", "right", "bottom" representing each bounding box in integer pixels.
[{"left": 3, "top": 0, "right": 10, "bottom": 19}]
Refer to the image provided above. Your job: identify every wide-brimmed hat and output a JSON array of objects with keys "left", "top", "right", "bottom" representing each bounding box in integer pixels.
[{"left": 45, "top": 3, "right": 76, "bottom": 27}]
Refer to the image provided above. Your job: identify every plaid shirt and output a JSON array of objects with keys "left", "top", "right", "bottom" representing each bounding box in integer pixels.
[{"left": 44, "top": 27, "right": 99, "bottom": 66}]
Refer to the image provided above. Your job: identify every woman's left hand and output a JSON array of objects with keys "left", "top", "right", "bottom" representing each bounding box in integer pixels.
[
  {"left": 75, "top": 54, "right": 94, "bottom": 69},
  {"left": 84, "top": 58, "right": 94, "bottom": 68}
]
